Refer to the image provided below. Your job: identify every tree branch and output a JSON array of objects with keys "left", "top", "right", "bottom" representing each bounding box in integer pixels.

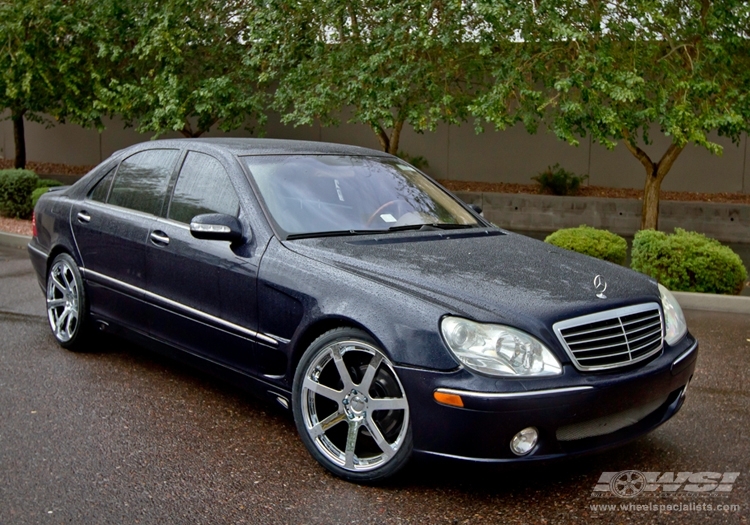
[
  {"left": 621, "top": 129, "right": 655, "bottom": 175},
  {"left": 655, "top": 142, "right": 685, "bottom": 181},
  {"left": 371, "top": 122, "right": 390, "bottom": 152}
]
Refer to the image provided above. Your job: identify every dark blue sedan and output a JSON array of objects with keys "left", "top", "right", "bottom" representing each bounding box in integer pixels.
[{"left": 28, "top": 138, "right": 698, "bottom": 482}]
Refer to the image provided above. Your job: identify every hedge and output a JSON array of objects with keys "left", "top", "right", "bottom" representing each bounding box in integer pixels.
[
  {"left": 0, "top": 169, "right": 38, "bottom": 219},
  {"left": 631, "top": 228, "right": 748, "bottom": 295},
  {"left": 545, "top": 225, "right": 628, "bottom": 265}
]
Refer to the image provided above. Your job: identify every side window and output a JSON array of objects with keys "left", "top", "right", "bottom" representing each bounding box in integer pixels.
[
  {"left": 108, "top": 149, "right": 180, "bottom": 215},
  {"left": 168, "top": 152, "right": 240, "bottom": 224},
  {"left": 88, "top": 167, "right": 116, "bottom": 202}
]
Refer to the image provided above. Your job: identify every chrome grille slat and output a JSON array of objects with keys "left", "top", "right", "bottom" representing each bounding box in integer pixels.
[{"left": 553, "top": 303, "right": 664, "bottom": 371}]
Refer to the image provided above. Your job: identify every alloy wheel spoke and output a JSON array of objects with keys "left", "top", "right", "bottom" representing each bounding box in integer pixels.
[
  {"left": 344, "top": 419, "right": 361, "bottom": 469},
  {"left": 51, "top": 274, "right": 67, "bottom": 294},
  {"left": 55, "top": 308, "right": 69, "bottom": 334},
  {"left": 309, "top": 411, "right": 346, "bottom": 438},
  {"left": 358, "top": 353, "right": 383, "bottom": 393},
  {"left": 365, "top": 415, "right": 396, "bottom": 459},
  {"left": 47, "top": 298, "right": 66, "bottom": 309},
  {"left": 302, "top": 377, "right": 345, "bottom": 403},
  {"left": 368, "top": 397, "right": 408, "bottom": 411},
  {"left": 65, "top": 311, "right": 77, "bottom": 336},
  {"left": 331, "top": 346, "right": 354, "bottom": 390}
]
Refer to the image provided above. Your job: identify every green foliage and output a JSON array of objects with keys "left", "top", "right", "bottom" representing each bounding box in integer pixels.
[
  {"left": 532, "top": 164, "right": 588, "bottom": 196},
  {"left": 37, "top": 178, "right": 64, "bottom": 189},
  {"left": 471, "top": 0, "right": 750, "bottom": 229},
  {"left": 31, "top": 187, "right": 49, "bottom": 209},
  {"left": 545, "top": 226, "right": 627, "bottom": 265},
  {"left": 0, "top": 0, "right": 103, "bottom": 166},
  {"left": 0, "top": 169, "right": 38, "bottom": 219},
  {"left": 265, "top": 0, "right": 483, "bottom": 153},
  {"left": 631, "top": 229, "right": 748, "bottom": 295},
  {"left": 97, "top": 0, "right": 267, "bottom": 138}
]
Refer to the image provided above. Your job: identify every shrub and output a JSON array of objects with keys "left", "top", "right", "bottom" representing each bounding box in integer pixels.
[
  {"left": 0, "top": 169, "right": 38, "bottom": 219},
  {"left": 532, "top": 164, "right": 588, "bottom": 195},
  {"left": 631, "top": 229, "right": 748, "bottom": 295},
  {"left": 31, "top": 187, "right": 49, "bottom": 209},
  {"left": 545, "top": 226, "right": 628, "bottom": 265},
  {"left": 37, "top": 178, "right": 64, "bottom": 189}
]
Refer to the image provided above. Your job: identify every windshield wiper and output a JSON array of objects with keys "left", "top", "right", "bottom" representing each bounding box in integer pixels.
[
  {"left": 387, "top": 223, "right": 477, "bottom": 232},
  {"left": 285, "top": 223, "right": 478, "bottom": 240},
  {"left": 285, "top": 229, "right": 383, "bottom": 240}
]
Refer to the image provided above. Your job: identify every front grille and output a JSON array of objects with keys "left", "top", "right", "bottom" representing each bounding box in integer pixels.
[{"left": 553, "top": 303, "right": 663, "bottom": 371}]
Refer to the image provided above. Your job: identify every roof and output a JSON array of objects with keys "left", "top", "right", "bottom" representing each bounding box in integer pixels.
[{"left": 135, "top": 137, "right": 393, "bottom": 157}]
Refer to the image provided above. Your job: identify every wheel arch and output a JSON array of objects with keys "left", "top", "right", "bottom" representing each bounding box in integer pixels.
[{"left": 288, "top": 316, "right": 386, "bottom": 378}]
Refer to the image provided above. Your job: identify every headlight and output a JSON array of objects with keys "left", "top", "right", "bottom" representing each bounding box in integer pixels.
[
  {"left": 440, "top": 317, "right": 562, "bottom": 377},
  {"left": 659, "top": 284, "right": 687, "bottom": 345}
]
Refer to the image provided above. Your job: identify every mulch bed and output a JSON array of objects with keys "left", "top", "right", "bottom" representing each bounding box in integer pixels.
[
  {"left": 0, "top": 217, "right": 33, "bottom": 236},
  {"left": 0, "top": 159, "right": 93, "bottom": 176}
]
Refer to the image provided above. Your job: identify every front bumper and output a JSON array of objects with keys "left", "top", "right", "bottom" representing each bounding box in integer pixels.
[{"left": 396, "top": 334, "right": 698, "bottom": 464}]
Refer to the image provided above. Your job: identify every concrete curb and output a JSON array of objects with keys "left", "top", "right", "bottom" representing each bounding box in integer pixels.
[
  {"left": 673, "top": 291, "right": 750, "bottom": 315},
  {"left": 0, "top": 231, "right": 31, "bottom": 251},
  {"left": 0, "top": 230, "right": 746, "bottom": 314}
]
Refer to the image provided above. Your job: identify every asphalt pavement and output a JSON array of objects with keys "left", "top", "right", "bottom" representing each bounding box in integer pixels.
[{"left": 0, "top": 246, "right": 748, "bottom": 524}]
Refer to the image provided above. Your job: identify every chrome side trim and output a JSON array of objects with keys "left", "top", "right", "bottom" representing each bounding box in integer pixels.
[
  {"left": 27, "top": 243, "right": 48, "bottom": 258},
  {"left": 672, "top": 340, "right": 698, "bottom": 366},
  {"left": 435, "top": 385, "right": 595, "bottom": 399},
  {"left": 80, "top": 268, "right": 278, "bottom": 346}
]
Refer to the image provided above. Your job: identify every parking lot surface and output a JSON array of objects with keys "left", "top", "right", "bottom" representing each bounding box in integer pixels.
[{"left": 0, "top": 246, "right": 747, "bottom": 524}]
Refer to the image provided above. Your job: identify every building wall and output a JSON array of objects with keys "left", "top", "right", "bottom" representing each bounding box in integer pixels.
[{"left": 1, "top": 110, "right": 748, "bottom": 194}]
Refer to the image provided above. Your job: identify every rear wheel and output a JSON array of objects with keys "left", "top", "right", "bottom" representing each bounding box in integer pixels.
[
  {"left": 46, "top": 253, "right": 91, "bottom": 351},
  {"left": 292, "top": 328, "right": 412, "bottom": 482}
]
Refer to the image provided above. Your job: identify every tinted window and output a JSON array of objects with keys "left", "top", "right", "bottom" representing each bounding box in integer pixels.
[
  {"left": 88, "top": 167, "right": 116, "bottom": 202},
  {"left": 108, "top": 149, "right": 179, "bottom": 215},
  {"left": 168, "top": 152, "right": 240, "bottom": 224}
]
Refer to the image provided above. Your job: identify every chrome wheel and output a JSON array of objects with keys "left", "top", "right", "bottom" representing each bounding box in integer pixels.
[
  {"left": 297, "top": 336, "right": 410, "bottom": 476},
  {"left": 46, "top": 258, "right": 81, "bottom": 343}
]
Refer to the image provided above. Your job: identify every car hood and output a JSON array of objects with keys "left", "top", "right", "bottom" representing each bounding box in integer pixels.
[{"left": 282, "top": 229, "right": 660, "bottom": 328}]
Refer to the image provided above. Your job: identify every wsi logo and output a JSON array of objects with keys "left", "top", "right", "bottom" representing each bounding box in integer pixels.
[{"left": 593, "top": 471, "right": 740, "bottom": 498}]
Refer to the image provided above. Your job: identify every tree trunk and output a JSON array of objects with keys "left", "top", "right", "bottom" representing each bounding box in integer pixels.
[
  {"left": 371, "top": 117, "right": 405, "bottom": 155},
  {"left": 12, "top": 110, "right": 26, "bottom": 169},
  {"left": 621, "top": 131, "right": 685, "bottom": 231}
]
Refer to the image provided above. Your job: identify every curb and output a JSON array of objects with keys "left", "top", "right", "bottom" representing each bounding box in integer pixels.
[
  {"left": 0, "top": 230, "right": 747, "bottom": 315},
  {"left": 673, "top": 291, "right": 750, "bottom": 315},
  {"left": 0, "top": 231, "right": 31, "bottom": 251}
]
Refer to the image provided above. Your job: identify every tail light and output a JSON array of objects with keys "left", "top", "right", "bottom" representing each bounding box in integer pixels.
[{"left": 32, "top": 212, "right": 38, "bottom": 237}]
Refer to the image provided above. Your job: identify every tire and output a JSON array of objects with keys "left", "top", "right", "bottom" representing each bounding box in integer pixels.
[
  {"left": 45, "top": 253, "right": 92, "bottom": 351},
  {"left": 292, "top": 327, "right": 412, "bottom": 482}
]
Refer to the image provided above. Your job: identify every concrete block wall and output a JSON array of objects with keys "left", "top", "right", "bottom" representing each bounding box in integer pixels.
[{"left": 456, "top": 191, "right": 750, "bottom": 243}]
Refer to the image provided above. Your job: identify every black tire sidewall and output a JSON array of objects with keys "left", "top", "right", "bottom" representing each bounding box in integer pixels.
[{"left": 292, "top": 327, "right": 413, "bottom": 483}]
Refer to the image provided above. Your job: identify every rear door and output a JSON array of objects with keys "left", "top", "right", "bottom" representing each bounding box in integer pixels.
[
  {"left": 144, "top": 151, "right": 268, "bottom": 375},
  {"left": 71, "top": 148, "right": 180, "bottom": 331}
]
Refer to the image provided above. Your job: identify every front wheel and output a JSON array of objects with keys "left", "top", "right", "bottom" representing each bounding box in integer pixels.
[
  {"left": 292, "top": 328, "right": 412, "bottom": 482},
  {"left": 46, "top": 253, "right": 91, "bottom": 351}
]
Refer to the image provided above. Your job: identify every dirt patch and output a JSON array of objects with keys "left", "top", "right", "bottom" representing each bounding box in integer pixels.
[
  {"left": 438, "top": 180, "right": 750, "bottom": 205},
  {"left": 0, "top": 159, "right": 94, "bottom": 176},
  {"left": 0, "top": 217, "right": 32, "bottom": 236}
]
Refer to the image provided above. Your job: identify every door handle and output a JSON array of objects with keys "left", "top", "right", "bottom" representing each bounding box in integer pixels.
[
  {"left": 77, "top": 211, "right": 91, "bottom": 223},
  {"left": 150, "top": 231, "right": 170, "bottom": 246}
]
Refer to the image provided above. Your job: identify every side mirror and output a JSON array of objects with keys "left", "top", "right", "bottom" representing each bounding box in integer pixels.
[
  {"left": 469, "top": 203, "right": 483, "bottom": 216},
  {"left": 190, "top": 213, "right": 246, "bottom": 243}
]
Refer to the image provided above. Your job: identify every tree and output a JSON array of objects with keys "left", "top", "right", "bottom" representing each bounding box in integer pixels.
[
  {"left": 97, "top": 0, "right": 266, "bottom": 138},
  {"left": 0, "top": 0, "right": 100, "bottom": 168},
  {"left": 472, "top": 0, "right": 750, "bottom": 230},
  {"left": 264, "top": 0, "right": 484, "bottom": 154}
]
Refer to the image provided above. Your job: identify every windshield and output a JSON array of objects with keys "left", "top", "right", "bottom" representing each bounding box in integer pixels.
[{"left": 242, "top": 155, "right": 480, "bottom": 238}]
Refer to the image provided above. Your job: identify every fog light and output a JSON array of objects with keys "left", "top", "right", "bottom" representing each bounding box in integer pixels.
[{"left": 510, "top": 427, "right": 538, "bottom": 456}]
